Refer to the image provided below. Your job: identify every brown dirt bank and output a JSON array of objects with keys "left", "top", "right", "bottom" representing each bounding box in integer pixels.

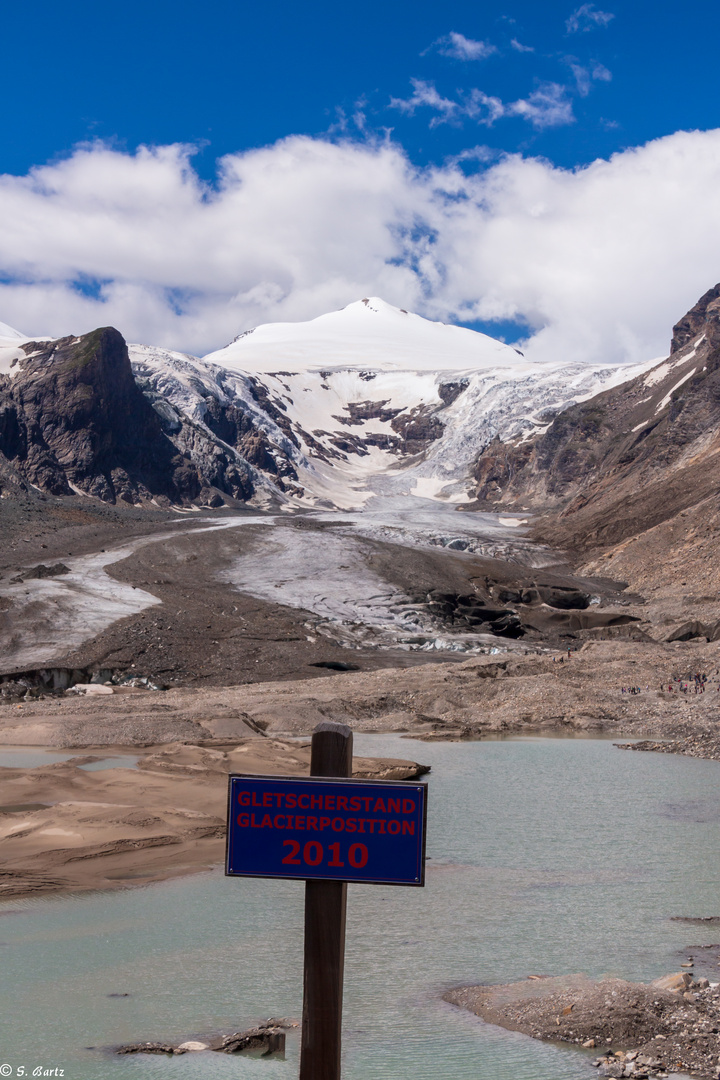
[
  {"left": 2, "top": 638, "right": 719, "bottom": 749},
  {"left": 0, "top": 739, "right": 428, "bottom": 899},
  {"left": 617, "top": 734, "right": 720, "bottom": 763},
  {"left": 445, "top": 974, "right": 720, "bottom": 1078}
]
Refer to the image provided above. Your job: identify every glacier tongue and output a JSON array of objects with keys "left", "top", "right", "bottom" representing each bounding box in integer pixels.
[{"left": 218, "top": 503, "right": 548, "bottom": 654}]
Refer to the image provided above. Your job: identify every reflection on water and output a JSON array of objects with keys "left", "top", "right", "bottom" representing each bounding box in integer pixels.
[{"left": 1, "top": 736, "right": 718, "bottom": 1079}]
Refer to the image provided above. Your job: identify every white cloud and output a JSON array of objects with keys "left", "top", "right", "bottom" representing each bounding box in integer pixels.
[
  {"left": 510, "top": 38, "right": 534, "bottom": 53},
  {"left": 1, "top": 130, "right": 720, "bottom": 371},
  {"left": 570, "top": 63, "right": 591, "bottom": 97},
  {"left": 463, "top": 89, "right": 507, "bottom": 126},
  {"left": 428, "top": 32, "right": 497, "bottom": 61},
  {"left": 570, "top": 62, "right": 611, "bottom": 96},
  {"left": 592, "top": 63, "right": 612, "bottom": 82},
  {"left": 389, "top": 80, "right": 461, "bottom": 125},
  {"left": 566, "top": 3, "right": 615, "bottom": 33},
  {"left": 390, "top": 79, "right": 574, "bottom": 130},
  {"left": 506, "top": 83, "right": 574, "bottom": 128},
  {"left": 444, "top": 145, "right": 497, "bottom": 168}
]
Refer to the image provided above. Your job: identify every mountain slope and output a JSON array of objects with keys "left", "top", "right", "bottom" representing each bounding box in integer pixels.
[
  {"left": 0, "top": 328, "right": 207, "bottom": 503},
  {"left": 471, "top": 283, "right": 720, "bottom": 548},
  {"left": 466, "top": 284, "right": 720, "bottom": 635},
  {"left": 0, "top": 298, "right": 656, "bottom": 511},
  {"left": 185, "top": 298, "right": 653, "bottom": 509}
]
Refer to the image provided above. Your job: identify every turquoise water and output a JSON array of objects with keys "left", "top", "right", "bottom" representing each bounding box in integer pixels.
[
  {"left": 1, "top": 735, "right": 719, "bottom": 1080},
  {"left": 0, "top": 749, "right": 82, "bottom": 769},
  {"left": 0, "top": 749, "right": 139, "bottom": 771}
]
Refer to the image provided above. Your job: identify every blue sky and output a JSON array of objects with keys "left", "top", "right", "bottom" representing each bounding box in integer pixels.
[
  {"left": 5, "top": 0, "right": 719, "bottom": 174},
  {"left": 1, "top": 0, "right": 720, "bottom": 360}
]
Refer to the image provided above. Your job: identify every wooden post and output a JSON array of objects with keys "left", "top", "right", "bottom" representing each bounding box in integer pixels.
[{"left": 299, "top": 721, "right": 353, "bottom": 1080}]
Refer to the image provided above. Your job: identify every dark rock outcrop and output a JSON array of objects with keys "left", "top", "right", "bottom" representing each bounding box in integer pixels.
[
  {"left": 671, "top": 283, "right": 720, "bottom": 354},
  {"left": 390, "top": 406, "right": 444, "bottom": 454},
  {"left": 0, "top": 328, "right": 201, "bottom": 504},
  {"left": 437, "top": 379, "right": 469, "bottom": 407},
  {"left": 115, "top": 1023, "right": 287, "bottom": 1057},
  {"left": 0, "top": 328, "right": 268, "bottom": 506},
  {"left": 398, "top": 582, "right": 635, "bottom": 643}
]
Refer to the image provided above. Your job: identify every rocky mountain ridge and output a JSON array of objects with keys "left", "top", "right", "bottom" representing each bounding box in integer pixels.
[
  {"left": 471, "top": 283, "right": 720, "bottom": 550},
  {"left": 468, "top": 283, "right": 720, "bottom": 636},
  {"left": 0, "top": 328, "right": 257, "bottom": 506},
  {"left": 0, "top": 298, "right": 652, "bottom": 511}
]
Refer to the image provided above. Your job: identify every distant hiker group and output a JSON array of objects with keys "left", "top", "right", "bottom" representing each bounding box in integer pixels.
[
  {"left": 663, "top": 671, "right": 716, "bottom": 694},
  {"left": 618, "top": 670, "right": 720, "bottom": 695}
]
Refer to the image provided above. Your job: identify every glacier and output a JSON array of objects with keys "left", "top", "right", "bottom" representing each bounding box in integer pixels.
[
  {"left": 0, "top": 298, "right": 662, "bottom": 659},
  {"left": 128, "top": 297, "right": 659, "bottom": 512}
]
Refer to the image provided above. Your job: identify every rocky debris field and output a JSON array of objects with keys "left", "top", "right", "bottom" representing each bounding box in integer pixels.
[
  {"left": 2, "top": 636, "right": 720, "bottom": 750},
  {"left": 445, "top": 973, "right": 720, "bottom": 1079}
]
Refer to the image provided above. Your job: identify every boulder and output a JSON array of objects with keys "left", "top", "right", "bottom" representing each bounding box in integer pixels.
[
  {"left": 650, "top": 972, "right": 692, "bottom": 992},
  {"left": 72, "top": 683, "right": 114, "bottom": 696}
]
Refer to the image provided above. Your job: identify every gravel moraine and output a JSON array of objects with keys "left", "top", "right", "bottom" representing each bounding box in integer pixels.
[{"left": 445, "top": 974, "right": 720, "bottom": 1079}]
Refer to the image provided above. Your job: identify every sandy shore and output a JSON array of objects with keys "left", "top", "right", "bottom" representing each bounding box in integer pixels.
[{"left": 0, "top": 739, "right": 428, "bottom": 899}]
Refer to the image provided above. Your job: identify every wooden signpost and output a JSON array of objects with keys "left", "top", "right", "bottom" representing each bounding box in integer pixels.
[
  {"left": 226, "top": 721, "right": 428, "bottom": 1079},
  {"left": 300, "top": 722, "right": 351, "bottom": 1080}
]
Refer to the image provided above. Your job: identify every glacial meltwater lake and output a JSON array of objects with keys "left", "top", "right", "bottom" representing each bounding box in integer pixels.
[{"left": 2, "top": 735, "right": 719, "bottom": 1080}]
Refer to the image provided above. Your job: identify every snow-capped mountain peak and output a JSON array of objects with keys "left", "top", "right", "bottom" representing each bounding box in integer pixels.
[
  {"left": 204, "top": 296, "right": 522, "bottom": 374},
  {"left": 0, "top": 320, "right": 26, "bottom": 342},
  {"left": 130, "top": 298, "right": 658, "bottom": 510}
]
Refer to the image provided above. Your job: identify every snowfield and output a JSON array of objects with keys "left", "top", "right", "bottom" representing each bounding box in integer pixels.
[{"left": 204, "top": 296, "right": 522, "bottom": 373}]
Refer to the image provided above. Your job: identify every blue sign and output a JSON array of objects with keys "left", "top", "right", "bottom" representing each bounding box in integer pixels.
[{"left": 226, "top": 775, "right": 427, "bottom": 886}]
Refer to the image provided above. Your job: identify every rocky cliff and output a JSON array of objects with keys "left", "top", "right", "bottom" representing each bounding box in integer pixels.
[
  {"left": 472, "top": 284, "right": 720, "bottom": 553},
  {"left": 0, "top": 328, "right": 261, "bottom": 506}
]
